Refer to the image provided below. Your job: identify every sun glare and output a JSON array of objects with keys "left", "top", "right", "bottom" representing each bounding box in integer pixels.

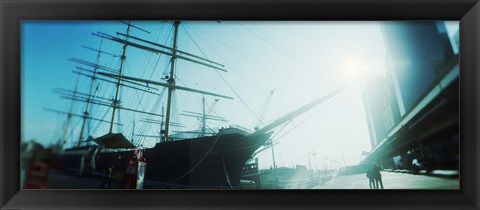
[{"left": 341, "top": 59, "right": 375, "bottom": 87}]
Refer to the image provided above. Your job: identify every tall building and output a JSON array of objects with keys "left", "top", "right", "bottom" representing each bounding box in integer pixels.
[
  {"left": 363, "top": 75, "right": 401, "bottom": 149},
  {"left": 363, "top": 77, "right": 387, "bottom": 148},
  {"left": 381, "top": 21, "right": 455, "bottom": 115},
  {"left": 381, "top": 75, "right": 401, "bottom": 134},
  {"left": 363, "top": 21, "right": 459, "bottom": 170}
]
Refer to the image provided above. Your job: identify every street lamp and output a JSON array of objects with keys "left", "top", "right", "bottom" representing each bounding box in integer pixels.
[
  {"left": 270, "top": 139, "right": 277, "bottom": 189},
  {"left": 308, "top": 151, "right": 317, "bottom": 181},
  {"left": 330, "top": 159, "right": 333, "bottom": 172},
  {"left": 322, "top": 156, "right": 329, "bottom": 180},
  {"left": 308, "top": 151, "right": 317, "bottom": 171}
]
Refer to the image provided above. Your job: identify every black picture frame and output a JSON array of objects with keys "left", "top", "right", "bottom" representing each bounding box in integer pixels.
[{"left": 1, "top": 0, "right": 479, "bottom": 209}]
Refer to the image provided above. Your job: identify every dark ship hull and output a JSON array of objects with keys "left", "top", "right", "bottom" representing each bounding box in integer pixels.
[{"left": 57, "top": 128, "right": 270, "bottom": 188}]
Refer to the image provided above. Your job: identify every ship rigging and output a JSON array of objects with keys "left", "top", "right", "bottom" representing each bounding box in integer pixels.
[{"left": 49, "top": 21, "right": 345, "bottom": 187}]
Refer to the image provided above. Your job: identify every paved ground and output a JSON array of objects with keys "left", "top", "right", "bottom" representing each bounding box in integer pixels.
[
  {"left": 46, "top": 169, "right": 219, "bottom": 189},
  {"left": 313, "top": 171, "right": 459, "bottom": 189},
  {"left": 47, "top": 169, "right": 121, "bottom": 189},
  {"left": 44, "top": 169, "right": 459, "bottom": 189}
]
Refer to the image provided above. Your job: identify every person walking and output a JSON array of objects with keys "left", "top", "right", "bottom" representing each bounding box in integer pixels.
[
  {"left": 100, "top": 164, "right": 114, "bottom": 189},
  {"left": 366, "top": 166, "right": 376, "bottom": 189},
  {"left": 122, "top": 153, "right": 138, "bottom": 189},
  {"left": 372, "top": 162, "right": 384, "bottom": 189}
]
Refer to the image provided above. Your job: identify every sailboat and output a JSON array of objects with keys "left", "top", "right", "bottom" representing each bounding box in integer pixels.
[{"left": 51, "top": 21, "right": 345, "bottom": 188}]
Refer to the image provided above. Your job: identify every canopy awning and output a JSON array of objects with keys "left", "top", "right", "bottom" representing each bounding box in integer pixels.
[{"left": 94, "top": 133, "right": 135, "bottom": 149}]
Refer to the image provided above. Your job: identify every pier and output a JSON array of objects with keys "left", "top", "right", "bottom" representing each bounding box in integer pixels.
[{"left": 43, "top": 168, "right": 458, "bottom": 190}]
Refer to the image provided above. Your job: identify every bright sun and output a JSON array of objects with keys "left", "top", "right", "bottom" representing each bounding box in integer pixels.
[{"left": 342, "top": 60, "right": 375, "bottom": 86}]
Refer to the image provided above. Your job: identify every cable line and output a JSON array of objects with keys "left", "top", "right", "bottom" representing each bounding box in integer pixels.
[{"left": 182, "top": 23, "right": 264, "bottom": 124}]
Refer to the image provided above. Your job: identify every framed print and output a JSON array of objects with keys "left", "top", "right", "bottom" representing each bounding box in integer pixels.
[{"left": 1, "top": 0, "right": 479, "bottom": 209}]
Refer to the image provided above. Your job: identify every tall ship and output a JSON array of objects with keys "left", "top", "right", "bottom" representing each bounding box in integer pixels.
[{"left": 50, "top": 21, "right": 344, "bottom": 188}]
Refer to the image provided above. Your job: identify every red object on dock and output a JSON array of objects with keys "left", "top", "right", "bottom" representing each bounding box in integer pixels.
[{"left": 24, "top": 149, "right": 53, "bottom": 189}]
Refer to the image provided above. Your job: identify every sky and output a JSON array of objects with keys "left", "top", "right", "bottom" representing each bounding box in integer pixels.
[{"left": 21, "top": 21, "right": 459, "bottom": 169}]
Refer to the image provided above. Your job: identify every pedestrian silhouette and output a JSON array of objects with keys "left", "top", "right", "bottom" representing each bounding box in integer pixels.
[
  {"left": 372, "top": 162, "right": 384, "bottom": 189},
  {"left": 100, "top": 155, "right": 121, "bottom": 189},
  {"left": 122, "top": 153, "right": 138, "bottom": 189},
  {"left": 366, "top": 166, "right": 376, "bottom": 189},
  {"left": 100, "top": 164, "right": 114, "bottom": 189}
]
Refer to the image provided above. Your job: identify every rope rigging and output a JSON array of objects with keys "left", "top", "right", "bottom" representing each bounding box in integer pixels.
[
  {"left": 181, "top": 23, "right": 264, "bottom": 127},
  {"left": 64, "top": 21, "right": 343, "bottom": 151},
  {"left": 171, "top": 129, "right": 224, "bottom": 182},
  {"left": 272, "top": 91, "right": 342, "bottom": 143},
  {"left": 236, "top": 21, "right": 337, "bottom": 90},
  {"left": 185, "top": 23, "right": 342, "bottom": 121},
  {"left": 113, "top": 22, "right": 173, "bottom": 147}
]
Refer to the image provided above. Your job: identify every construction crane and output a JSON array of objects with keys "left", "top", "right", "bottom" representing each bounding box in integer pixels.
[{"left": 255, "top": 89, "right": 276, "bottom": 130}]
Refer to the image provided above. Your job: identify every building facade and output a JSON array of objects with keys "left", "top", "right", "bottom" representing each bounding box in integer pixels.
[
  {"left": 382, "top": 21, "right": 455, "bottom": 116},
  {"left": 363, "top": 21, "right": 459, "bottom": 171}
]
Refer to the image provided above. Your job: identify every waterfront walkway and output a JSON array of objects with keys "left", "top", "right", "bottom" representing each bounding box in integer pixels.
[
  {"left": 313, "top": 171, "right": 459, "bottom": 189},
  {"left": 47, "top": 169, "right": 121, "bottom": 189},
  {"left": 45, "top": 169, "right": 459, "bottom": 189}
]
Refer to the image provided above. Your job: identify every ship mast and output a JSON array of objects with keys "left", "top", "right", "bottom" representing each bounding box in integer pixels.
[
  {"left": 202, "top": 95, "right": 206, "bottom": 137},
  {"left": 77, "top": 39, "right": 104, "bottom": 147},
  {"left": 164, "top": 21, "right": 180, "bottom": 142},
  {"left": 94, "top": 21, "right": 232, "bottom": 143},
  {"left": 109, "top": 22, "right": 132, "bottom": 133},
  {"left": 61, "top": 74, "right": 81, "bottom": 148},
  {"left": 161, "top": 106, "right": 165, "bottom": 141}
]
